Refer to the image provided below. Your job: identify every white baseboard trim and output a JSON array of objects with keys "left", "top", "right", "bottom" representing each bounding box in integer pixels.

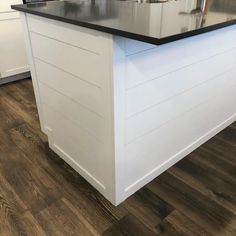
[{"left": 0, "top": 71, "right": 30, "bottom": 85}]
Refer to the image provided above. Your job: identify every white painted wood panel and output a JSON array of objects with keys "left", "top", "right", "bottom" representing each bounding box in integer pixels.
[
  {"left": 28, "top": 14, "right": 101, "bottom": 53},
  {"left": 112, "top": 38, "right": 127, "bottom": 203},
  {"left": 126, "top": 48, "right": 236, "bottom": 117},
  {"left": 123, "top": 38, "right": 157, "bottom": 55},
  {"left": 21, "top": 13, "right": 116, "bottom": 204},
  {"left": 126, "top": 25, "right": 236, "bottom": 88},
  {"left": 35, "top": 59, "right": 103, "bottom": 116},
  {"left": 124, "top": 85, "right": 236, "bottom": 188},
  {"left": 30, "top": 32, "right": 102, "bottom": 87},
  {"left": 39, "top": 82, "right": 107, "bottom": 142},
  {"left": 43, "top": 105, "right": 107, "bottom": 189},
  {"left": 126, "top": 66, "right": 236, "bottom": 143},
  {"left": 125, "top": 69, "right": 236, "bottom": 159}
]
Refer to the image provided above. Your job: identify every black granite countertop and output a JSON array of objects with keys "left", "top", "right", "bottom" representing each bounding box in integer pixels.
[{"left": 12, "top": 0, "right": 236, "bottom": 45}]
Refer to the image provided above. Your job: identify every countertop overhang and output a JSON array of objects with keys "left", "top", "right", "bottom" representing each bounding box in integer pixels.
[{"left": 12, "top": 0, "right": 236, "bottom": 45}]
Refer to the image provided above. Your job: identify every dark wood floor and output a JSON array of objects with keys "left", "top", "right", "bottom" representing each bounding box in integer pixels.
[{"left": 0, "top": 78, "right": 236, "bottom": 236}]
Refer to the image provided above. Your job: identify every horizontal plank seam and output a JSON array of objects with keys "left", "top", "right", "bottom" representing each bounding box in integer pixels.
[
  {"left": 125, "top": 66, "right": 236, "bottom": 119},
  {"left": 30, "top": 30, "right": 100, "bottom": 55},
  {"left": 125, "top": 83, "right": 236, "bottom": 145},
  {"left": 42, "top": 102, "right": 105, "bottom": 144},
  {"left": 126, "top": 46, "right": 236, "bottom": 90},
  {"left": 38, "top": 81, "right": 104, "bottom": 118},
  {"left": 35, "top": 57, "right": 101, "bottom": 89}
]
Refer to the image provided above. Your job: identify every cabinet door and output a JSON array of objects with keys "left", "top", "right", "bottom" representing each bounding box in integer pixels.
[{"left": 0, "top": 12, "right": 29, "bottom": 78}]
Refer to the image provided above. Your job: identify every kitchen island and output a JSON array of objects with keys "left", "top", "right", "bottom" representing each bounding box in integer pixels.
[{"left": 12, "top": 0, "right": 236, "bottom": 205}]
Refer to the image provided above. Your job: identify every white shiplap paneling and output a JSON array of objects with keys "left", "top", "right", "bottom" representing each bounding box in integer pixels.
[
  {"left": 126, "top": 48, "right": 236, "bottom": 117},
  {"left": 22, "top": 13, "right": 116, "bottom": 203},
  {"left": 30, "top": 32, "right": 102, "bottom": 87},
  {"left": 126, "top": 26, "right": 236, "bottom": 88},
  {"left": 126, "top": 66, "right": 236, "bottom": 143},
  {"left": 35, "top": 59, "right": 103, "bottom": 116},
  {"left": 124, "top": 85, "right": 236, "bottom": 189},
  {"left": 28, "top": 14, "right": 101, "bottom": 53},
  {"left": 39, "top": 82, "right": 107, "bottom": 142}
]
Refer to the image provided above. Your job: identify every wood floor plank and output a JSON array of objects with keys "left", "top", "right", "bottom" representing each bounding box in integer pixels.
[
  {"left": 0, "top": 172, "right": 27, "bottom": 214},
  {"left": 0, "top": 129, "right": 62, "bottom": 215},
  {"left": 194, "top": 147, "right": 236, "bottom": 181},
  {"left": 168, "top": 165, "right": 236, "bottom": 214},
  {"left": 0, "top": 79, "right": 236, "bottom": 235},
  {"left": 147, "top": 172, "right": 236, "bottom": 235},
  {"left": 94, "top": 194, "right": 128, "bottom": 222},
  {"left": 0, "top": 86, "right": 40, "bottom": 130},
  {"left": 61, "top": 186, "right": 117, "bottom": 234},
  {"left": 156, "top": 210, "right": 210, "bottom": 236},
  {"left": 0, "top": 99, "right": 24, "bottom": 132},
  {"left": 9, "top": 80, "right": 37, "bottom": 102},
  {"left": 231, "top": 122, "right": 236, "bottom": 130},
  {"left": 0, "top": 173, "right": 27, "bottom": 236},
  {"left": 216, "top": 126, "right": 236, "bottom": 148},
  {"left": 4, "top": 81, "right": 37, "bottom": 111},
  {"left": 61, "top": 198, "right": 101, "bottom": 236},
  {"left": 155, "top": 220, "right": 181, "bottom": 236},
  {"left": 123, "top": 187, "right": 174, "bottom": 234},
  {"left": 19, "top": 211, "right": 47, "bottom": 236},
  {"left": 102, "top": 214, "right": 158, "bottom": 236},
  {"left": 35, "top": 198, "right": 94, "bottom": 236},
  {"left": 8, "top": 122, "right": 127, "bottom": 234},
  {"left": 0, "top": 208, "right": 46, "bottom": 236},
  {"left": 178, "top": 155, "right": 236, "bottom": 201},
  {"left": 0, "top": 170, "right": 45, "bottom": 236},
  {"left": 201, "top": 137, "right": 236, "bottom": 166},
  {"left": 194, "top": 148, "right": 236, "bottom": 183}
]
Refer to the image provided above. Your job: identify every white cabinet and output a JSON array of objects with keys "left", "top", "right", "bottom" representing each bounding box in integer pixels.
[
  {"left": 0, "top": 0, "right": 29, "bottom": 79},
  {"left": 22, "top": 14, "right": 236, "bottom": 205},
  {"left": 0, "top": 0, "right": 22, "bottom": 13}
]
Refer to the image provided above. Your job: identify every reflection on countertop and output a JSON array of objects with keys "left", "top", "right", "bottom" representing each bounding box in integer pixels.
[{"left": 12, "top": 0, "right": 236, "bottom": 44}]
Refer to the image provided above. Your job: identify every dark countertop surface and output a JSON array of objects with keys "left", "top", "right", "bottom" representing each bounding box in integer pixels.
[{"left": 12, "top": 0, "right": 236, "bottom": 45}]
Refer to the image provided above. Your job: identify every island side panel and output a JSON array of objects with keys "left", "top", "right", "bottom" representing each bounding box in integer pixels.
[
  {"left": 113, "top": 26, "right": 236, "bottom": 203},
  {"left": 20, "top": 12, "right": 46, "bottom": 134},
  {"left": 20, "top": 13, "right": 116, "bottom": 204}
]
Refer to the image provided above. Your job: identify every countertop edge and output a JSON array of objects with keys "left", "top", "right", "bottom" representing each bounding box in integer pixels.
[{"left": 11, "top": 4, "right": 236, "bottom": 46}]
